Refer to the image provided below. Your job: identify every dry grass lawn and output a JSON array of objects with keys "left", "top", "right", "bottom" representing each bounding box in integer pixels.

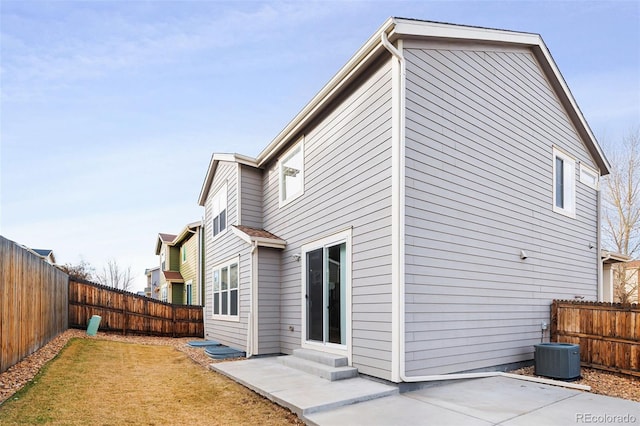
[{"left": 0, "top": 338, "right": 301, "bottom": 425}]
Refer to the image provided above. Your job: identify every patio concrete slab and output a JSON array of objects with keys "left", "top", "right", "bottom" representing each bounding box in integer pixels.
[
  {"left": 305, "top": 393, "right": 492, "bottom": 426},
  {"left": 210, "top": 357, "right": 398, "bottom": 417},
  {"left": 403, "top": 376, "right": 577, "bottom": 423},
  {"left": 306, "top": 376, "right": 640, "bottom": 426},
  {"left": 502, "top": 391, "right": 640, "bottom": 426},
  {"left": 211, "top": 357, "right": 640, "bottom": 426}
]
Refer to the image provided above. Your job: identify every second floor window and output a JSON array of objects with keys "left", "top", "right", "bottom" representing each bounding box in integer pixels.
[
  {"left": 553, "top": 147, "right": 576, "bottom": 217},
  {"left": 212, "top": 183, "right": 227, "bottom": 237},
  {"left": 279, "top": 138, "right": 304, "bottom": 206}
]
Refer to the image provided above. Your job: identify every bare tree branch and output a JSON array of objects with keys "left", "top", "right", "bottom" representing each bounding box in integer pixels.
[
  {"left": 58, "top": 259, "right": 96, "bottom": 281},
  {"left": 96, "top": 258, "right": 134, "bottom": 291},
  {"left": 603, "top": 127, "right": 640, "bottom": 302}
]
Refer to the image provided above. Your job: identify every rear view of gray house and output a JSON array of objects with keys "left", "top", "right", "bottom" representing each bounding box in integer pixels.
[{"left": 198, "top": 17, "right": 609, "bottom": 383}]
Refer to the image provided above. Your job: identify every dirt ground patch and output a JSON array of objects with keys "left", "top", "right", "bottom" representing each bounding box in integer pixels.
[
  {"left": 0, "top": 331, "right": 302, "bottom": 425},
  {"left": 510, "top": 365, "right": 640, "bottom": 402}
]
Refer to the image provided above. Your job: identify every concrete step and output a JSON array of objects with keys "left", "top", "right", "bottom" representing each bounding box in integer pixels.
[
  {"left": 278, "top": 355, "right": 358, "bottom": 381},
  {"left": 292, "top": 348, "right": 348, "bottom": 367}
]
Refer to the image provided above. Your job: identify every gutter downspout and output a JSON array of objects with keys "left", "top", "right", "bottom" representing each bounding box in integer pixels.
[
  {"left": 597, "top": 189, "right": 603, "bottom": 301},
  {"left": 380, "top": 32, "right": 591, "bottom": 392},
  {"left": 246, "top": 241, "right": 259, "bottom": 358},
  {"left": 199, "top": 218, "right": 205, "bottom": 306},
  {"left": 381, "top": 30, "right": 404, "bottom": 383}
]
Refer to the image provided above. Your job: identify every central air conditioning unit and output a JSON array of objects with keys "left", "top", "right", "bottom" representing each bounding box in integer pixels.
[{"left": 534, "top": 343, "right": 581, "bottom": 380}]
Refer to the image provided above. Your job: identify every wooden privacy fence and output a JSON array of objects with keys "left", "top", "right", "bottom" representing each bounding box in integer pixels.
[
  {"left": 0, "top": 236, "right": 69, "bottom": 373},
  {"left": 69, "top": 279, "right": 204, "bottom": 337},
  {"left": 552, "top": 300, "right": 639, "bottom": 377}
]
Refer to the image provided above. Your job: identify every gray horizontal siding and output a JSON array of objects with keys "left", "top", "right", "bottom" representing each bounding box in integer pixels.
[
  {"left": 403, "top": 41, "right": 600, "bottom": 376},
  {"left": 262, "top": 58, "right": 394, "bottom": 379},
  {"left": 257, "top": 247, "right": 281, "bottom": 355},
  {"left": 203, "top": 161, "right": 251, "bottom": 351},
  {"left": 240, "top": 165, "right": 263, "bottom": 229}
]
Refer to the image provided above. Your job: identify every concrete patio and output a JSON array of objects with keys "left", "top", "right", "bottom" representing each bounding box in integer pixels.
[{"left": 211, "top": 357, "right": 640, "bottom": 426}]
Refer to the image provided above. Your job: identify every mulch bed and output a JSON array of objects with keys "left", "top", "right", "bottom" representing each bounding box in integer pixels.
[{"left": 510, "top": 366, "right": 640, "bottom": 402}]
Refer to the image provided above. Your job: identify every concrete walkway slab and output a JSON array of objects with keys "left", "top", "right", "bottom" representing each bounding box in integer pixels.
[{"left": 210, "top": 357, "right": 398, "bottom": 417}]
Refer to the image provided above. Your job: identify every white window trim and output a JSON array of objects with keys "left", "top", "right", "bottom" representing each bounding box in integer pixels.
[
  {"left": 211, "top": 255, "right": 240, "bottom": 322},
  {"left": 185, "top": 280, "right": 193, "bottom": 305},
  {"left": 300, "top": 228, "right": 352, "bottom": 363},
  {"left": 278, "top": 138, "right": 305, "bottom": 208},
  {"left": 579, "top": 163, "right": 600, "bottom": 190},
  {"left": 181, "top": 246, "right": 186, "bottom": 264},
  {"left": 211, "top": 182, "right": 228, "bottom": 241},
  {"left": 552, "top": 147, "right": 576, "bottom": 218}
]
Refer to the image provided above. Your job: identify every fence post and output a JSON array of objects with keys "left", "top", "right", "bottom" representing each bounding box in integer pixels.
[
  {"left": 172, "top": 306, "right": 176, "bottom": 338},
  {"left": 550, "top": 300, "right": 558, "bottom": 343},
  {"left": 122, "top": 294, "right": 127, "bottom": 336}
]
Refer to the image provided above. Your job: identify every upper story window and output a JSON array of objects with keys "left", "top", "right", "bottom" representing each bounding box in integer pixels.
[
  {"left": 553, "top": 147, "right": 576, "bottom": 218},
  {"left": 212, "top": 183, "right": 227, "bottom": 238},
  {"left": 161, "top": 251, "right": 166, "bottom": 271},
  {"left": 181, "top": 246, "right": 186, "bottom": 263},
  {"left": 279, "top": 138, "right": 304, "bottom": 206}
]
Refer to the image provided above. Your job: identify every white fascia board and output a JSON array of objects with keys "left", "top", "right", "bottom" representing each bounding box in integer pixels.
[
  {"left": 391, "top": 18, "right": 610, "bottom": 175},
  {"left": 231, "top": 226, "right": 253, "bottom": 245},
  {"left": 531, "top": 42, "right": 611, "bottom": 174},
  {"left": 198, "top": 155, "right": 218, "bottom": 206},
  {"left": 173, "top": 221, "right": 203, "bottom": 245},
  {"left": 392, "top": 19, "right": 541, "bottom": 46},
  {"left": 214, "top": 153, "right": 258, "bottom": 168},
  {"left": 255, "top": 17, "right": 395, "bottom": 166},
  {"left": 251, "top": 237, "right": 286, "bottom": 249}
]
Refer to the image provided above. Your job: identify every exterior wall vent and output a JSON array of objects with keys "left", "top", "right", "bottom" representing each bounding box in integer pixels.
[{"left": 534, "top": 343, "right": 581, "bottom": 380}]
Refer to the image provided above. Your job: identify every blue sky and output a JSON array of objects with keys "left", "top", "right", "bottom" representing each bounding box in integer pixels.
[{"left": 1, "top": 1, "right": 639, "bottom": 292}]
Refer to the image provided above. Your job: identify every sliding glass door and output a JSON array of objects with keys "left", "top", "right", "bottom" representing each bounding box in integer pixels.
[{"left": 305, "top": 241, "right": 347, "bottom": 345}]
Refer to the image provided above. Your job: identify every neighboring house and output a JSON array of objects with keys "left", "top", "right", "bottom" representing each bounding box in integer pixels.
[
  {"left": 601, "top": 250, "right": 630, "bottom": 303},
  {"left": 622, "top": 260, "right": 640, "bottom": 303},
  {"left": 155, "top": 222, "right": 204, "bottom": 305},
  {"left": 198, "top": 18, "right": 610, "bottom": 383},
  {"left": 31, "top": 249, "right": 56, "bottom": 265},
  {"left": 144, "top": 266, "right": 161, "bottom": 299},
  {"left": 614, "top": 259, "right": 639, "bottom": 303}
]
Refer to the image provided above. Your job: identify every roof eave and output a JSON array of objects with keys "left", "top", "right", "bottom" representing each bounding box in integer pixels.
[
  {"left": 198, "top": 153, "right": 259, "bottom": 206},
  {"left": 173, "top": 220, "right": 203, "bottom": 245},
  {"left": 231, "top": 226, "right": 287, "bottom": 249},
  {"left": 254, "top": 17, "right": 610, "bottom": 176},
  {"left": 255, "top": 17, "right": 395, "bottom": 167},
  {"left": 529, "top": 44, "right": 611, "bottom": 175}
]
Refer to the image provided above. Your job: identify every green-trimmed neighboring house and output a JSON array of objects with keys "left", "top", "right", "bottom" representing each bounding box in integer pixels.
[{"left": 155, "top": 221, "right": 204, "bottom": 305}]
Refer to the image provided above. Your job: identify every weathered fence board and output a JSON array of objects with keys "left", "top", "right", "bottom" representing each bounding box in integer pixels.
[
  {"left": 0, "top": 236, "right": 69, "bottom": 373},
  {"left": 68, "top": 279, "right": 203, "bottom": 337},
  {"left": 552, "top": 300, "right": 640, "bottom": 377}
]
